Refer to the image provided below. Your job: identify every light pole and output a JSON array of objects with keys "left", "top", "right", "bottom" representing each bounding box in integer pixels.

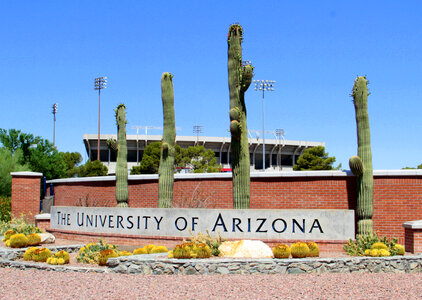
[
  {"left": 52, "top": 103, "right": 58, "bottom": 147},
  {"left": 94, "top": 76, "right": 107, "bottom": 161},
  {"left": 253, "top": 79, "right": 275, "bottom": 170},
  {"left": 193, "top": 125, "right": 203, "bottom": 144}
]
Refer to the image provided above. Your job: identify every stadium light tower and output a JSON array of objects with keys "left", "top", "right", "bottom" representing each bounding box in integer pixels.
[
  {"left": 193, "top": 125, "right": 203, "bottom": 144},
  {"left": 94, "top": 76, "right": 107, "bottom": 160},
  {"left": 253, "top": 79, "right": 275, "bottom": 171},
  {"left": 52, "top": 103, "right": 58, "bottom": 147}
]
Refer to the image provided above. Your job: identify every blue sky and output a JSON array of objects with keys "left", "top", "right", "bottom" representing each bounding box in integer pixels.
[{"left": 0, "top": 1, "right": 421, "bottom": 170}]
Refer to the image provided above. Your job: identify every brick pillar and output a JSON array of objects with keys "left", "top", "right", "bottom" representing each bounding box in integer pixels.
[
  {"left": 403, "top": 221, "right": 422, "bottom": 254},
  {"left": 11, "top": 171, "right": 43, "bottom": 222}
]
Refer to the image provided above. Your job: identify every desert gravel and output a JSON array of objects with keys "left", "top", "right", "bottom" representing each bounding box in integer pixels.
[{"left": 0, "top": 268, "right": 422, "bottom": 299}]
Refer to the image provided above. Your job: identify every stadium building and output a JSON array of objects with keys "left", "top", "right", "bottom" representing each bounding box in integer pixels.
[{"left": 83, "top": 134, "right": 324, "bottom": 174}]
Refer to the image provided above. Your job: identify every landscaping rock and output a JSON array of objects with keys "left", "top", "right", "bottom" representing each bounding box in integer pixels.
[{"left": 218, "top": 240, "right": 273, "bottom": 258}]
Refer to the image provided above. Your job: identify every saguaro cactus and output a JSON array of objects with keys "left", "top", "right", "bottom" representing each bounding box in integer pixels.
[
  {"left": 115, "top": 104, "right": 129, "bottom": 207},
  {"left": 227, "top": 24, "right": 254, "bottom": 208},
  {"left": 158, "top": 72, "right": 176, "bottom": 208},
  {"left": 349, "top": 76, "right": 373, "bottom": 235}
]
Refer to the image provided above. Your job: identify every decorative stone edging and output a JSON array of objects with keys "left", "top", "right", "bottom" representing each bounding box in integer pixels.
[
  {"left": 106, "top": 254, "right": 422, "bottom": 275},
  {"left": 0, "top": 244, "right": 107, "bottom": 273},
  {"left": 1, "top": 245, "right": 422, "bottom": 275}
]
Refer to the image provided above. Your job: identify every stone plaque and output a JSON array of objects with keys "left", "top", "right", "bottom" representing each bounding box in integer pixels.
[{"left": 51, "top": 206, "right": 355, "bottom": 240}]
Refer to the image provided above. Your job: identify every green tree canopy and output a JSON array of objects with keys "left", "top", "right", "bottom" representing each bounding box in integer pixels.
[
  {"left": 293, "top": 146, "right": 338, "bottom": 171},
  {"left": 0, "top": 148, "right": 32, "bottom": 197},
  {"left": 402, "top": 164, "right": 422, "bottom": 170},
  {"left": 0, "top": 128, "right": 83, "bottom": 180},
  {"left": 130, "top": 143, "right": 221, "bottom": 174},
  {"left": 77, "top": 160, "right": 108, "bottom": 177},
  {"left": 178, "top": 145, "right": 222, "bottom": 173},
  {"left": 62, "top": 152, "right": 83, "bottom": 177}
]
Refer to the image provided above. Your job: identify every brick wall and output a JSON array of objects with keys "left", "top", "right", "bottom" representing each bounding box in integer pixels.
[
  {"left": 11, "top": 172, "right": 43, "bottom": 222},
  {"left": 44, "top": 171, "right": 422, "bottom": 244}
]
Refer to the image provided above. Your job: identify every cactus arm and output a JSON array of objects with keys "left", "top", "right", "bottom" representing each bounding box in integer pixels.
[
  {"left": 106, "top": 138, "right": 118, "bottom": 152},
  {"left": 158, "top": 72, "right": 176, "bottom": 208},
  {"left": 228, "top": 24, "right": 253, "bottom": 209},
  {"left": 351, "top": 76, "right": 373, "bottom": 234},
  {"left": 115, "top": 104, "right": 129, "bottom": 207}
]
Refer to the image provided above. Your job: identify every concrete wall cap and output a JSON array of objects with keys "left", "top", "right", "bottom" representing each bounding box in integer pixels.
[
  {"left": 403, "top": 220, "right": 422, "bottom": 229},
  {"left": 45, "top": 169, "right": 422, "bottom": 184},
  {"left": 35, "top": 213, "right": 51, "bottom": 220},
  {"left": 10, "top": 171, "right": 43, "bottom": 177}
]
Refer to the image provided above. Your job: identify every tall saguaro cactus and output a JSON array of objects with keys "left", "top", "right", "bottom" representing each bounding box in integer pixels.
[
  {"left": 228, "top": 24, "right": 254, "bottom": 208},
  {"left": 158, "top": 72, "right": 176, "bottom": 208},
  {"left": 349, "top": 76, "right": 373, "bottom": 235},
  {"left": 115, "top": 104, "right": 129, "bottom": 207}
]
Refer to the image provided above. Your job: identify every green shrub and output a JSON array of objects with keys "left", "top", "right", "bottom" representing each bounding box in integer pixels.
[
  {"left": 0, "top": 196, "right": 11, "bottom": 222},
  {"left": 291, "top": 242, "right": 310, "bottom": 258},
  {"left": 0, "top": 215, "right": 43, "bottom": 236},
  {"left": 186, "top": 230, "right": 224, "bottom": 257},
  {"left": 343, "top": 233, "right": 400, "bottom": 256},
  {"left": 272, "top": 244, "right": 291, "bottom": 259},
  {"left": 9, "top": 234, "right": 28, "bottom": 248},
  {"left": 77, "top": 240, "right": 117, "bottom": 264}
]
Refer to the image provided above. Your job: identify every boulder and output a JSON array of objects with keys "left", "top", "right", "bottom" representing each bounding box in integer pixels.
[
  {"left": 39, "top": 233, "right": 55, "bottom": 244},
  {"left": 218, "top": 240, "right": 273, "bottom": 258}
]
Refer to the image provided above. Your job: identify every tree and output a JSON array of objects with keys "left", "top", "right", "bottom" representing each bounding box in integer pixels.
[
  {"left": 27, "top": 139, "right": 68, "bottom": 180},
  {"left": 402, "top": 164, "right": 422, "bottom": 170},
  {"left": 293, "top": 146, "right": 338, "bottom": 171},
  {"left": 62, "top": 152, "right": 83, "bottom": 177},
  {"left": 178, "top": 145, "right": 222, "bottom": 173},
  {"left": 77, "top": 160, "right": 108, "bottom": 177},
  {"left": 0, "top": 148, "right": 31, "bottom": 197},
  {"left": 130, "top": 143, "right": 221, "bottom": 174},
  {"left": 0, "top": 128, "right": 83, "bottom": 180}
]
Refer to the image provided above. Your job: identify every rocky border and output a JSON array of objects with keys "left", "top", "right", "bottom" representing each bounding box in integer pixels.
[
  {"left": 106, "top": 254, "right": 422, "bottom": 275},
  {"left": 1, "top": 245, "right": 422, "bottom": 275},
  {"left": 0, "top": 245, "right": 108, "bottom": 273}
]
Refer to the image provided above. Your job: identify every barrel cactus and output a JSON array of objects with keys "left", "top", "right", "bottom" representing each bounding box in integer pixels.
[
  {"left": 150, "top": 245, "right": 168, "bottom": 254},
  {"left": 227, "top": 24, "right": 254, "bottom": 208},
  {"left": 98, "top": 249, "right": 119, "bottom": 266},
  {"left": 54, "top": 250, "right": 70, "bottom": 264},
  {"left": 32, "top": 247, "right": 52, "bottom": 262},
  {"left": 290, "top": 242, "right": 310, "bottom": 258},
  {"left": 3, "top": 230, "right": 16, "bottom": 241},
  {"left": 158, "top": 72, "right": 176, "bottom": 208},
  {"left": 173, "top": 244, "right": 192, "bottom": 259},
  {"left": 9, "top": 234, "right": 28, "bottom": 248},
  {"left": 194, "top": 243, "right": 211, "bottom": 259},
  {"left": 27, "top": 233, "right": 41, "bottom": 246},
  {"left": 272, "top": 244, "right": 291, "bottom": 259},
  {"left": 350, "top": 76, "right": 374, "bottom": 235},
  {"left": 394, "top": 244, "right": 405, "bottom": 255},
  {"left": 306, "top": 242, "right": 320, "bottom": 257},
  {"left": 115, "top": 104, "right": 129, "bottom": 208},
  {"left": 23, "top": 247, "right": 38, "bottom": 261},
  {"left": 133, "top": 247, "right": 148, "bottom": 255}
]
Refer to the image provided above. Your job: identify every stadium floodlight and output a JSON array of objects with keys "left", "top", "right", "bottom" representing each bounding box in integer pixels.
[
  {"left": 94, "top": 77, "right": 107, "bottom": 160},
  {"left": 253, "top": 79, "right": 276, "bottom": 171}
]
